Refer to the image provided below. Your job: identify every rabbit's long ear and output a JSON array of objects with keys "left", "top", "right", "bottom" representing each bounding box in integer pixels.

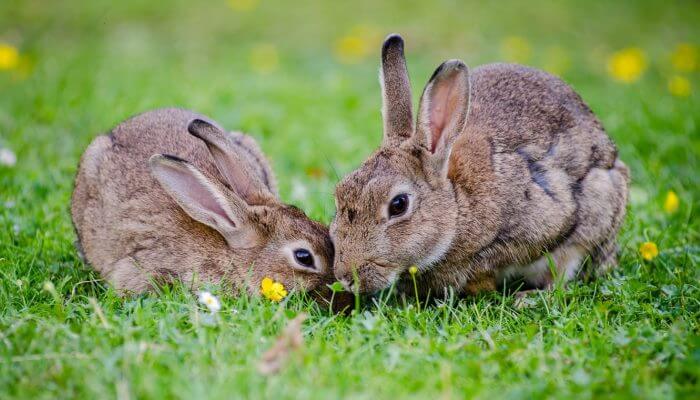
[
  {"left": 149, "top": 154, "right": 258, "bottom": 247},
  {"left": 187, "top": 119, "right": 273, "bottom": 203},
  {"left": 415, "top": 60, "right": 471, "bottom": 175},
  {"left": 380, "top": 34, "right": 414, "bottom": 147}
]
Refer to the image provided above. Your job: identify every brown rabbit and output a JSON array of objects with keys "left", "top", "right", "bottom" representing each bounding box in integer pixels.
[
  {"left": 331, "top": 34, "right": 629, "bottom": 296},
  {"left": 71, "top": 108, "right": 337, "bottom": 298}
]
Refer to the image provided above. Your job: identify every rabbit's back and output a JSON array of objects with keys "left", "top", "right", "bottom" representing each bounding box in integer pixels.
[
  {"left": 330, "top": 35, "right": 629, "bottom": 295},
  {"left": 450, "top": 63, "right": 628, "bottom": 284},
  {"left": 107, "top": 108, "right": 275, "bottom": 195},
  {"left": 467, "top": 63, "right": 617, "bottom": 177}
]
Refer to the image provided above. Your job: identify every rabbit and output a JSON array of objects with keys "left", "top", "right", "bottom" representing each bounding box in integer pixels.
[
  {"left": 71, "top": 108, "right": 339, "bottom": 300},
  {"left": 330, "top": 34, "right": 630, "bottom": 297}
]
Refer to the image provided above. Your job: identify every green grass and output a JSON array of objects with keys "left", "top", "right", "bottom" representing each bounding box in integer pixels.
[{"left": 1, "top": 0, "right": 698, "bottom": 398}]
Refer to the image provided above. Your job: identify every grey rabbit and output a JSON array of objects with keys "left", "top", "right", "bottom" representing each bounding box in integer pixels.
[
  {"left": 72, "top": 108, "right": 338, "bottom": 299},
  {"left": 331, "top": 34, "right": 629, "bottom": 296}
]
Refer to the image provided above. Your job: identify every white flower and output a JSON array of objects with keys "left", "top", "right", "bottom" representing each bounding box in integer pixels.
[
  {"left": 0, "top": 147, "right": 17, "bottom": 167},
  {"left": 42, "top": 281, "right": 55, "bottom": 292},
  {"left": 198, "top": 291, "right": 221, "bottom": 313}
]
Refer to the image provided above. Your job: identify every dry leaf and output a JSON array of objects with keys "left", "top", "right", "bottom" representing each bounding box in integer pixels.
[{"left": 257, "top": 313, "right": 307, "bottom": 375}]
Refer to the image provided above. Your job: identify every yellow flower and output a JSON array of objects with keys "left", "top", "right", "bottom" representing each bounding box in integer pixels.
[
  {"left": 261, "top": 277, "right": 288, "bottom": 302},
  {"left": 408, "top": 265, "right": 418, "bottom": 275},
  {"left": 0, "top": 43, "right": 20, "bottom": 70},
  {"left": 663, "top": 190, "right": 680, "bottom": 214},
  {"left": 639, "top": 242, "right": 659, "bottom": 261},
  {"left": 227, "top": 0, "right": 259, "bottom": 12},
  {"left": 671, "top": 43, "right": 697, "bottom": 72},
  {"left": 607, "top": 48, "right": 646, "bottom": 83},
  {"left": 500, "top": 36, "right": 531, "bottom": 64},
  {"left": 333, "top": 25, "right": 380, "bottom": 64},
  {"left": 249, "top": 43, "right": 279, "bottom": 74},
  {"left": 668, "top": 75, "right": 691, "bottom": 97}
]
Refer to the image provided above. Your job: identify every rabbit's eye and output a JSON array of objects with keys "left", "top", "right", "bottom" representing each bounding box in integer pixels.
[
  {"left": 293, "top": 248, "right": 315, "bottom": 269},
  {"left": 388, "top": 194, "right": 409, "bottom": 218}
]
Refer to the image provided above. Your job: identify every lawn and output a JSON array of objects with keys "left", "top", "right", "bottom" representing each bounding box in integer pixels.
[{"left": 1, "top": 0, "right": 698, "bottom": 398}]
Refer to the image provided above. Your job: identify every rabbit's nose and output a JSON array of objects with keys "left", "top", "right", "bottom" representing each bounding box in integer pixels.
[
  {"left": 338, "top": 278, "right": 352, "bottom": 292},
  {"left": 334, "top": 264, "right": 356, "bottom": 291}
]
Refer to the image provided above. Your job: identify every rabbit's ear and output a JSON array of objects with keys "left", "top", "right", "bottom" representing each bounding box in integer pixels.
[
  {"left": 415, "top": 60, "right": 471, "bottom": 174},
  {"left": 149, "top": 154, "right": 257, "bottom": 246},
  {"left": 187, "top": 119, "right": 273, "bottom": 203},
  {"left": 380, "top": 34, "right": 414, "bottom": 147}
]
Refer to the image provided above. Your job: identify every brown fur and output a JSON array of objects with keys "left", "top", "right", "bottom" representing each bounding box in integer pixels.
[
  {"left": 331, "top": 35, "right": 629, "bottom": 295},
  {"left": 71, "top": 108, "right": 337, "bottom": 297}
]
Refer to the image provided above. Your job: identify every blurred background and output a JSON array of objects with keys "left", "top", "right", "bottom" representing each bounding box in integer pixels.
[{"left": 0, "top": 0, "right": 697, "bottom": 223}]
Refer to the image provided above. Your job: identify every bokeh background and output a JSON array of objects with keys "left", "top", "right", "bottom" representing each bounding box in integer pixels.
[
  {"left": 0, "top": 0, "right": 697, "bottom": 221},
  {"left": 0, "top": 0, "right": 698, "bottom": 398}
]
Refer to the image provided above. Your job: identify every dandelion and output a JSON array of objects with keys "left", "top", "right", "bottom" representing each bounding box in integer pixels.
[
  {"left": 668, "top": 75, "right": 691, "bottom": 97},
  {"left": 261, "top": 277, "right": 287, "bottom": 302},
  {"left": 335, "top": 36, "right": 366, "bottom": 64},
  {"left": 408, "top": 265, "right": 418, "bottom": 275},
  {"left": 0, "top": 43, "right": 19, "bottom": 70},
  {"left": 249, "top": 43, "right": 279, "bottom": 74},
  {"left": 333, "top": 25, "right": 380, "bottom": 64},
  {"left": 198, "top": 291, "right": 221, "bottom": 313},
  {"left": 500, "top": 36, "right": 531, "bottom": 63},
  {"left": 607, "top": 48, "right": 646, "bottom": 83},
  {"left": 671, "top": 43, "right": 697, "bottom": 72},
  {"left": 227, "top": 0, "right": 259, "bottom": 12},
  {"left": 0, "top": 147, "right": 17, "bottom": 166},
  {"left": 639, "top": 241, "right": 659, "bottom": 261},
  {"left": 663, "top": 190, "right": 680, "bottom": 214}
]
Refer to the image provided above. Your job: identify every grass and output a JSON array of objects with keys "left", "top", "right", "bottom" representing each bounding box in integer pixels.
[{"left": 0, "top": 0, "right": 698, "bottom": 398}]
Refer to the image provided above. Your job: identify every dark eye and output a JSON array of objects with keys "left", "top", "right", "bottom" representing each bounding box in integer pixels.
[
  {"left": 293, "top": 248, "right": 315, "bottom": 269},
  {"left": 388, "top": 194, "right": 409, "bottom": 218}
]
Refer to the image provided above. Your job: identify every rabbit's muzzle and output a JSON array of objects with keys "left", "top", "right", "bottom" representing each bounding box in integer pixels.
[{"left": 334, "top": 258, "right": 401, "bottom": 294}]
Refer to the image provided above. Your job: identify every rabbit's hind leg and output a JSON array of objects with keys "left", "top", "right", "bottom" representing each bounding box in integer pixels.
[
  {"left": 503, "top": 244, "right": 587, "bottom": 290},
  {"left": 571, "top": 160, "right": 629, "bottom": 279}
]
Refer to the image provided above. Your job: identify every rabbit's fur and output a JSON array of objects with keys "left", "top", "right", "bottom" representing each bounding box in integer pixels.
[
  {"left": 331, "top": 35, "right": 629, "bottom": 295},
  {"left": 72, "top": 108, "right": 336, "bottom": 296}
]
